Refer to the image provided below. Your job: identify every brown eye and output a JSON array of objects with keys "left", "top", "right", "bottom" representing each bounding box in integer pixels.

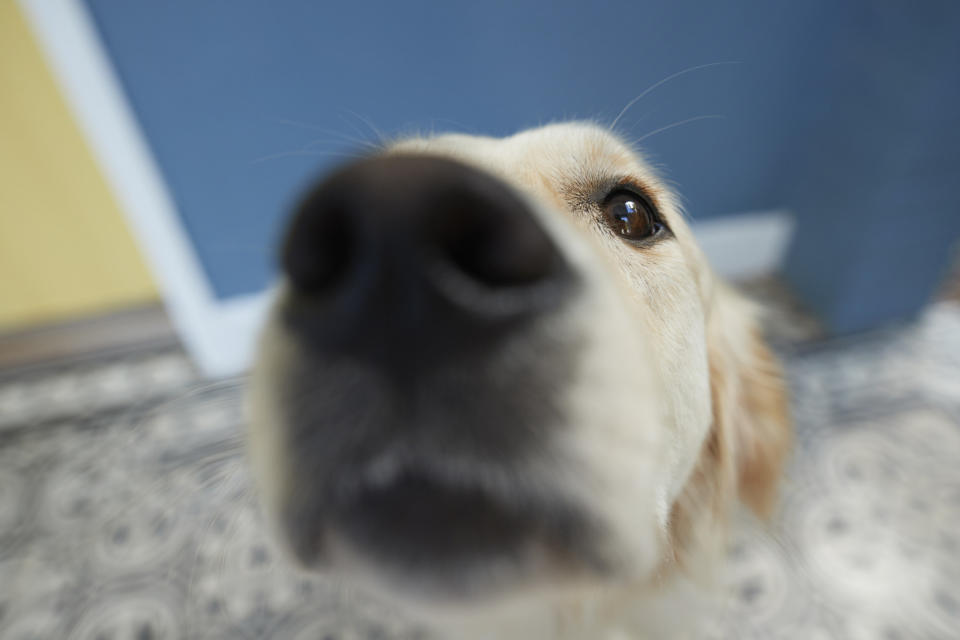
[{"left": 602, "top": 190, "right": 663, "bottom": 241}]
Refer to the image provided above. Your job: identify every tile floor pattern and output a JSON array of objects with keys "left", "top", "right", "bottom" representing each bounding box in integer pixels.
[{"left": 1, "top": 302, "right": 959, "bottom": 639}]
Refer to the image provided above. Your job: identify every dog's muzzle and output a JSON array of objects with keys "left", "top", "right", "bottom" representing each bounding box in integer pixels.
[
  {"left": 281, "top": 154, "right": 573, "bottom": 362},
  {"left": 267, "top": 155, "right": 596, "bottom": 594}
]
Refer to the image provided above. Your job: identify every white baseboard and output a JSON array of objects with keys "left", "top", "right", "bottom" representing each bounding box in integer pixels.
[
  {"left": 20, "top": 0, "right": 268, "bottom": 378},
  {"left": 21, "top": 0, "right": 793, "bottom": 378},
  {"left": 692, "top": 210, "right": 795, "bottom": 282}
]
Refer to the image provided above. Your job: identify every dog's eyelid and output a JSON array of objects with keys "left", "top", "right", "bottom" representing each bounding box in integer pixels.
[
  {"left": 580, "top": 176, "right": 656, "bottom": 207},
  {"left": 601, "top": 179, "right": 667, "bottom": 217},
  {"left": 607, "top": 179, "right": 658, "bottom": 208}
]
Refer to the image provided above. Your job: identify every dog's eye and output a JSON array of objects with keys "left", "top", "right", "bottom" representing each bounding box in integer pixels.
[{"left": 602, "top": 190, "right": 663, "bottom": 241}]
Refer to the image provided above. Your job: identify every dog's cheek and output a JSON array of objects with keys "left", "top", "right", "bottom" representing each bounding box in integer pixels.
[
  {"left": 622, "top": 243, "right": 714, "bottom": 502},
  {"left": 704, "top": 285, "right": 792, "bottom": 520},
  {"left": 547, "top": 275, "right": 674, "bottom": 577},
  {"left": 663, "top": 283, "right": 791, "bottom": 574}
]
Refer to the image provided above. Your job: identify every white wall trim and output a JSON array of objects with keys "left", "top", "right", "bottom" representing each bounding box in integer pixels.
[
  {"left": 692, "top": 209, "right": 795, "bottom": 282},
  {"left": 19, "top": 0, "right": 268, "bottom": 377},
  {"left": 19, "top": 0, "right": 793, "bottom": 378}
]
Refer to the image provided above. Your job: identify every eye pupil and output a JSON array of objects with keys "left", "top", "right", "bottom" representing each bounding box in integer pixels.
[{"left": 603, "top": 191, "right": 660, "bottom": 241}]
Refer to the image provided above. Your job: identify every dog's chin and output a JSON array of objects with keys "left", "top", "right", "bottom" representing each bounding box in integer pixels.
[{"left": 278, "top": 465, "right": 611, "bottom": 604}]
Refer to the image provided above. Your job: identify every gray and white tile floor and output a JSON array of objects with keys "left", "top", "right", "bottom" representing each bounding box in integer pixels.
[{"left": 1, "top": 298, "right": 959, "bottom": 639}]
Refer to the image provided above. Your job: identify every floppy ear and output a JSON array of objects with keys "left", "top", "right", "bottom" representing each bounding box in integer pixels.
[{"left": 704, "top": 280, "right": 792, "bottom": 518}]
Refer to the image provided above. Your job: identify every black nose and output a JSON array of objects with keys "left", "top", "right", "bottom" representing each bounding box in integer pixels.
[{"left": 280, "top": 155, "right": 572, "bottom": 365}]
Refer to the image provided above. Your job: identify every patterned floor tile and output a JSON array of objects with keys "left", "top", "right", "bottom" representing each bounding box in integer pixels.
[{"left": 1, "top": 301, "right": 958, "bottom": 639}]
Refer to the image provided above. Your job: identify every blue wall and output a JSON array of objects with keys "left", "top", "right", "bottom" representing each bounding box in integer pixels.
[
  {"left": 773, "top": 3, "right": 960, "bottom": 332},
  {"left": 84, "top": 1, "right": 960, "bottom": 333}
]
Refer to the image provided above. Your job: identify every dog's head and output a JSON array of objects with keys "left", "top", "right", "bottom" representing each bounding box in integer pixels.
[{"left": 248, "top": 122, "right": 790, "bottom": 624}]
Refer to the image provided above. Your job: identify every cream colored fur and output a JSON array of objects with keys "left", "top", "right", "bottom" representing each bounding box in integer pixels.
[{"left": 248, "top": 122, "right": 791, "bottom": 639}]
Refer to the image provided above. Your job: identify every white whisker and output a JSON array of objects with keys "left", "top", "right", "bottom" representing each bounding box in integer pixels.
[
  {"left": 268, "top": 116, "right": 382, "bottom": 149},
  {"left": 634, "top": 114, "right": 724, "bottom": 145},
  {"left": 340, "top": 109, "right": 387, "bottom": 147},
  {"left": 609, "top": 61, "right": 739, "bottom": 132}
]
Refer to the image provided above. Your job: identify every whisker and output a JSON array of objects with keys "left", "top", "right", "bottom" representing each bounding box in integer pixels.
[
  {"left": 340, "top": 109, "right": 387, "bottom": 147},
  {"left": 633, "top": 114, "right": 724, "bottom": 145},
  {"left": 609, "top": 61, "right": 740, "bottom": 132},
  {"left": 268, "top": 117, "right": 382, "bottom": 149},
  {"left": 301, "top": 138, "right": 378, "bottom": 152},
  {"left": 425, "top": 117, "right": 480, "bottom": 135}
]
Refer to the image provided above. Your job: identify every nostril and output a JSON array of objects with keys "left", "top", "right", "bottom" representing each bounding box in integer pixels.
[
  {"left": 280, "top": 154, "right": 568, "bottom": 320},
  {"left": 282, "top": 202, "right": 356, "bottom": 295},
  {"left": 424, "top": 195, "right": 561, "bottom": 289}
]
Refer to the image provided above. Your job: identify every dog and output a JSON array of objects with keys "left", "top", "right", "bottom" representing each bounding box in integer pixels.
[{"left": 247, "top": 122, "right": 791, "bottom": 639}]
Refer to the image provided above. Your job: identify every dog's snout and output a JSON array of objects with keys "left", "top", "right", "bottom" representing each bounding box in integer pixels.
[
  {"left": 283, "top": 154, "right": 564, "bottom": 294},
  {"left": 281, "top": 155, "right": 571, "bottom": 357}
]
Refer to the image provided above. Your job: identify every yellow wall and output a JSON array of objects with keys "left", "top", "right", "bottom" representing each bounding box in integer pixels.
[{"left": 0, "top": 1, "right": 158, "bottom": 331}]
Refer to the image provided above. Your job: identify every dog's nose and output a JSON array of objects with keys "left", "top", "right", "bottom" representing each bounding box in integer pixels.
[{"left": 280, "top": 154, "right": 572, "bottom": 363}]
